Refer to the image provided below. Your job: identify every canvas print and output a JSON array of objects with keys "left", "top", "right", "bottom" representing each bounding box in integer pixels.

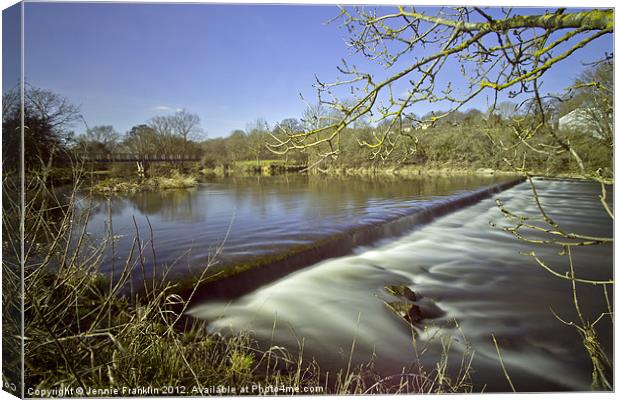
[{"left": 1, "top": 1, "right": 614, "bottom": 397}]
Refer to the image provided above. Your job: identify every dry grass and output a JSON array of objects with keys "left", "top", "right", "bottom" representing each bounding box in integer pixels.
[
  {"left": 93, "top": 170, "right": 198, "bottom": 193},
  {"left": 154, "top": 172, "right": 197, "bottom": 190}
]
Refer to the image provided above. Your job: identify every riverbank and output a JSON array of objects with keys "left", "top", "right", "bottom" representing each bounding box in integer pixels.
[
  {"left": 306, "top": 164, "right": 596, "bottom": 181},
  {"left": 312, "top": 165, "right": 518, "bottom": 177},
  {"left": 88, "top": 162, "right": 522, "bottom": 193},
  {"left": 52, "top": 158, "right": 599, "bottom": 195}
]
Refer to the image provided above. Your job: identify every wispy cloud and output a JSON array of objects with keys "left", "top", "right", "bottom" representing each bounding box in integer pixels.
[{"left": 152, "top": 105, "right": 183, "bottom": 113}]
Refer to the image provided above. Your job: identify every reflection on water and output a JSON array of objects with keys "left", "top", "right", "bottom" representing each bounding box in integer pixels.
[
  {"left": 84, "top": 174, "right": 510, "bottom": 277},
  {"left": 188, "top": 179, "right": 613, "bottom": 392}
]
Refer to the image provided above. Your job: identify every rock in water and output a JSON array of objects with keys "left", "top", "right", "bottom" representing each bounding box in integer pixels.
[
  {"left": 385, "top": 300, "right": 424, "bottom": 324},
  {"left": 383, "top": 284, "right": 424, "bottom": 325},
  {"left": 384, "top": 284, "right": 417, "bottom": 301}
]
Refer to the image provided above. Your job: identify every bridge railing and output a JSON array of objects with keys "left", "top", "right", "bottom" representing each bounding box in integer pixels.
[{"left": 75, "top": 153, "right": 203, "bottom": 162}]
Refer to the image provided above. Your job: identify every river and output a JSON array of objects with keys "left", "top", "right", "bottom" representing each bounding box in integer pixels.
[
  {"left": 86, "top": 174, "right": 509, "bottom": 279},
  {"left": 85, "top": 175, "right": 613, "bottom": 392}
]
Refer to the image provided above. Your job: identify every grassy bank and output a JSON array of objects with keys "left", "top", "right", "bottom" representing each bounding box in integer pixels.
[
  {"left": 93, "top": 171, "right": 198, "bottom": 193},
  {"left": 202, "top": 160, "right": 577, "bottom": 180},
  {"left": 202, "top": 159, "right": 307, "bottom": 177},
  {"left": 309, "top": 164, "right": 520, "bottom": 178}
]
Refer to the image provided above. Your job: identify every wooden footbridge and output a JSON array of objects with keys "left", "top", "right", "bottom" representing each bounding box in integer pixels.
[
  {"left": 77, "top": 153, "right": 202, "bottom": 163},
  {"left": 75, "top": 153, "right": 308, "bottom": 174}
]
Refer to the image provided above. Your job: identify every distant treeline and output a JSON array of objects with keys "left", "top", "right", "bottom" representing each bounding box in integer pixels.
[
  {"left": 307, "top": 109, "right": 612, "bottom": 175},
  {"left": 3, "top": 62, "right": 611, "bottom": 176}
]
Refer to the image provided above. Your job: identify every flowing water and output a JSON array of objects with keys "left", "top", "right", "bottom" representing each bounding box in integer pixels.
[
  {"left": 186, "top": 178, "right": 613, "bottom": 392},
  {"left": 85, "top": 175, "right": 613, "bottom": 392}
]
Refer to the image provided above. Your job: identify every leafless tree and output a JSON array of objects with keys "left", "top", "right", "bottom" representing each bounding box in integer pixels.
[
  {"left": 559, "top": 61, "right": 613, "bottom": 145},
  {"left": 267, "top": 6, "right": 614, "bottom": 389},
  {"left": 2, "top": 85, "right": 82, "bottom": 169},
  {"left": 24, "top": 84, "right": 81, "bottom": 135},
  {"left": 246, "top": 118, "right": 270, "bottom": 166},
  {"left": 76, "top": 125, "right": 120, "bottom": 155},
  {"left": 268, "top": 7, "right": 612, "bottom": 165},
  {"left": 149, "top": 110, "right": 202, "bottom": 163},
  {"left": 490, "top": 101, "right": 520, "bottom": 121},
  {"left": 2, "top": 85, "right": 20, "bottom": 119},
  {"left": 171, "top": 110, "right": 202, "bottom": 142},
  {"left": 123, "top": 124, "right": 161, "bottom": 157}
]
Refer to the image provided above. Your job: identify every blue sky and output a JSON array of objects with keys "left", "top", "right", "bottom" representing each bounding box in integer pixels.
[
  {"left": 5, "top": 2, "right": 614, "bottom": 138},
  {"left": 2, "top": 2, "right": 20, "bottom": 95}
]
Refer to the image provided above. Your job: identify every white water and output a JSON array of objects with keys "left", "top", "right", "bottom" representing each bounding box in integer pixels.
[{"left": 189, "top": 179, "right": 613, "bottom": 392}]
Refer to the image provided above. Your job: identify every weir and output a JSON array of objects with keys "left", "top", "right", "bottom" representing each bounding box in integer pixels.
[
  {"left": 189, "top": 176, "right": 526, "bottom": 303},
  {"left": 189, "top": 178, "right": 612, "bottom": 391}
]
